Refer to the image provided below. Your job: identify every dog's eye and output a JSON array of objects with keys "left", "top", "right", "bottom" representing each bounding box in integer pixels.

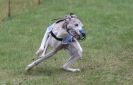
[{"left": 75, "top": 24, "right": 78, "bottom": 27}]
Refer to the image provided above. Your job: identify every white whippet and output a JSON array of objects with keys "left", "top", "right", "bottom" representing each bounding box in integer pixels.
[{"left": 26, "top": 13, "right": 86, "bottom": 72}]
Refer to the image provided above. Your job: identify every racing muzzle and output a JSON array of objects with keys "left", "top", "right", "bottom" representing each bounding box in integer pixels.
[{"left": 78, "top": 28, "right": 86, "bottom": 40}]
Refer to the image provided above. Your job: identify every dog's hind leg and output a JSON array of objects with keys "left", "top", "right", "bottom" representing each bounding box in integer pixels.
[
  {"left": 26, "top": 44, "right": 64, "bottom": 71},
  {"left": 36, "top": 29, "right": 50, "bottom": 57},
  {"left": 39, "top": 37, "right": 50, "bottom": 58}
]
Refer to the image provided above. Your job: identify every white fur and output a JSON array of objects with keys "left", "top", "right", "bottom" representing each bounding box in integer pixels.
[{"left": 26, "top": 15, "right": 84, "bottom": 72}]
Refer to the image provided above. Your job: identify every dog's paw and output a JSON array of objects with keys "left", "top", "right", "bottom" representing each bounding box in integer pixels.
[
  {"left": 25, "top": 65, "right": 32, "bottom": 71},
  {"left": 63, "top": 67, "right": 81, "bottom": 72},
  {"left": 25, "top": 62, "right": 35, "bottom": 71},
  {"left": 36, "top": 48, "right": 44, "bottom": 57}
]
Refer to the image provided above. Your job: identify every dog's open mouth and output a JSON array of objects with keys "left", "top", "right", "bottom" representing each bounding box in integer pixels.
[{"left": 69, "top": 30, "right": 80, "bottom": 39}]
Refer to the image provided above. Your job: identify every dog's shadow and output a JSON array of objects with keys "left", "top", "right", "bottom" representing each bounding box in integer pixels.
[{"left": 25, "top": 65, "right": 67, "bottom": 77}]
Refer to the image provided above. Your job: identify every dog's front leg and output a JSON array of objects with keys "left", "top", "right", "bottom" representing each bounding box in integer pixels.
[
  {"left": 63, "top": 41, "right": 83, "bottom": 72},
  {"left": 63, "top": 55, "right": 81, "bottom": 72}
]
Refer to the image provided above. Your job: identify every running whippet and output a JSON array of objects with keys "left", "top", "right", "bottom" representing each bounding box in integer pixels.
[{"left": 26, "top": 13, "right": 86, "bottom": 72}]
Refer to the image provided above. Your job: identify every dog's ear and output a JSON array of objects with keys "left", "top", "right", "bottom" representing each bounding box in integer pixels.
[
  {"left": 69, "top": 13, "right": 77, "bottom": 18},
  {"left": 62, "top": 22, "right": 68, "bottom": 29},
  {"left": 70, "top": 13, "right": 74, "bottom": 15}
]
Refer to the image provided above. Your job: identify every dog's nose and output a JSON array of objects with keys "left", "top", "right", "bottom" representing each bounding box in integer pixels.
[
  {"left": 79, "top": 28, "right": 86, "bottom": 40},
  {"left": 81, "top": 32, "right": 86, "bottom": 39}
]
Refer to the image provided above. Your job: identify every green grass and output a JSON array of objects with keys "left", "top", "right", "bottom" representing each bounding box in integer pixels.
[{"left": 0, "top": 0, "right": 133, "bottom": 85}]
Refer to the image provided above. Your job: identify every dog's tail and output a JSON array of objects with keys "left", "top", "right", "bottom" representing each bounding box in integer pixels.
[{"left": 36, "top": 25, "right": 53, "bottom": 56}]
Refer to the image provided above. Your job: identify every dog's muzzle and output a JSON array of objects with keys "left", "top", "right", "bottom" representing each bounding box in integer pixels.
[{"left": 78, "top": 28, "right": 86, "bottom": 40}]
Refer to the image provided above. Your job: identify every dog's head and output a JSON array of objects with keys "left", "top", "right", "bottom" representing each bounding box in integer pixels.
[{"left": 63, "top": 13, "right": 86, "bottom": 40}]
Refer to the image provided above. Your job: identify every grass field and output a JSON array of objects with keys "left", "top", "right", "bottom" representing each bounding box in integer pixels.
[{"left": 0, "top": 0, "right": 133, "bottom": 85}]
